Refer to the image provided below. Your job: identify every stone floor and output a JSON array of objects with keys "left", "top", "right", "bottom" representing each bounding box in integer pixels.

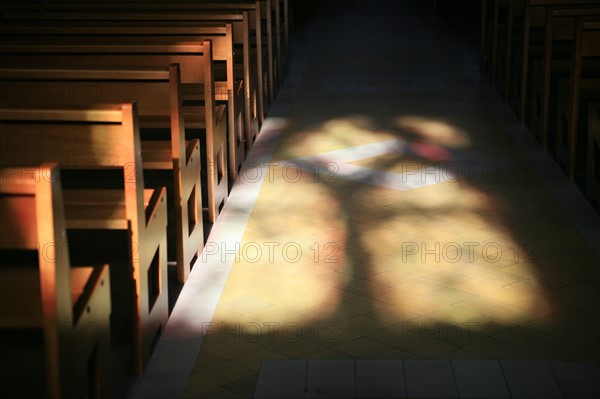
[{"left": 132, "top": 1, "right": 600, "bottom": 398}]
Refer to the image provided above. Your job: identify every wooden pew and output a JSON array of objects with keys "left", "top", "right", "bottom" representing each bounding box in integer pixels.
[
  {"left": 0, "top": 165, "right": 111, "bottom": 398},
  {"left": 0, "top": 65, "right": 203, "bottom": 283},
  {"left": 489, "top": 0, "right": 509, "bottom": 87},
  {"left": 587, "top": 102, "right": 600, "bottom": 210},
  {"left": 518, "top": 0, "right": 600, "bottom": 124},
  {"left": 0, "top": 23, "right": 249, "bottom": 176},
  {"left": 0, "top": 41, "right": 228, "bottom": 224},
  {"left": 554, "top": 18, "right": 600, "bottom": 181},
  {"left": 529, "top": 6, "right": 600, "bottom": 149},
  {"left": 275, "top": 0, "right": 289, "bottom": 82},
  {"left": 499, "top": 0, "right": 526, "bottom": 103},
  {"left": 46, "top": 0, "right": 283, "bottom": 105},
  {"left": 480, "top": 0, "right": 492, "bottom": 77},
  {"left": 480, "top": 0, "right": 509, "bottom": 83},
  {"left": 0, "top": 13, "right": 261, "bottom": 155},
  {"left": 1, "top": 2, "right": 271, "bottom": 126},
  {"left": 0, "top": 103, "right": 169, "bottom": 374},
  {"left": 483, "top": 0, "right": 550, "bottom": 106},
  {"left": 263, "top": 0, "right": 289, "bottom": 87}
]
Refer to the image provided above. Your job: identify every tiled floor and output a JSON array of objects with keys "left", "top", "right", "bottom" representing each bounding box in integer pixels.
[
  {"left": 254, "top": 359, "right": 600, "bottom": 398},
  {"left": 133, "top": 1, "right": 600, "bottom": 398}
]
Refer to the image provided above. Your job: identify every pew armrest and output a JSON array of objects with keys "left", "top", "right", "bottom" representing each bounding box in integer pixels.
[
  {"left": 216, "top": 104, "right": 227, "bottom": 125},
  {"left": 71, "top": 264, "right": 111, "bottom": 327},
  {"left": 186, "top": 139, "right": 201, "bottom": 167},
  {"left": 144, "top": 187, "right": 167, "bottom": 228}
]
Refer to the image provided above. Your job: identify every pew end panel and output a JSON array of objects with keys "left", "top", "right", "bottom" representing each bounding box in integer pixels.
[
  {"left": 183, "top": 101, "right": 229, "bottom": 224},
  {"left": 0, "top": 165, "right": 112, "bottom": 398}
]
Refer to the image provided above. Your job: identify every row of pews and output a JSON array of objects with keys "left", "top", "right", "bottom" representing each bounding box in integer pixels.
[
  {"left": 479, "top": 0, "right": 600, "bottom": 210},
  {"left": 0, "top": 1, "right": 304, "bottom": 398}
]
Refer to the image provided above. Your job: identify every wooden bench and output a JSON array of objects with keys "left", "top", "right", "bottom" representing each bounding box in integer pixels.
[
  {"left": 0, "top": 103, "right": 169, "bottom": 374},
  {"left": 517, "top": 0, "right": 600, "bottom": 124},
  {"left": 0, "top": 64, "right": 203, "bottom": 283},
  {"left": 274, "top": 0, "right": 289, "bottom": 83},
  {"left": 1, "top": 2, "right": 271, "bottom": 127},
  {"left": 0, "top": 165, "right": 111, "bottom": 398},
  {"left": 0, "top": 41, "right": 228, "bottom": 224},
  {"left": 483, "top": 0, "right": 510, "bottom": 87},
  {"left": 0, "top": 13, "right": 261, "bottom": 159},
  {"left": 587, "top": 102, "right": 600, "bottom": 210},
  {"left": 498, "top": 0, "right": 526, "bottom": 102},
  {"left": 481, "top": 0, "right": 524, "bottom": 99},
  {"left": 480, "top": 0, "right": 492, "bottom": 77},
  {"left": 261, "top": 0, "right": 289, "bottom": 88},
  {"left": 43, "top": 0, "right": 286, "bottom": 105},
  {"left": 530, "top": 6, "right": 600, "bottom": 149},
  {"left": 484, "top": 0, "right": 587, "bottom": 118},
  {"left": 554, "top": 18, "right": 600, "bottom": 181},
  {"left": 0, "top": 23, "right": 250, "bottom": 176}
]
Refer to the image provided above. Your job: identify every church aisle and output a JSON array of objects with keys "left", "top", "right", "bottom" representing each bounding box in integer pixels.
[{"left": 134, "top": 1, "right": 600, "bottom": 398}]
